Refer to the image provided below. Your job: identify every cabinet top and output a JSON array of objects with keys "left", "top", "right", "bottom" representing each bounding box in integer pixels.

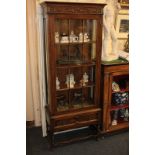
[
  {"left": 41, "top": 1, "right": 106, "bottom": 15},
  {"left": 101, "top": 59, "right": 129, "bottom": 66},
  {"left": 39, "top": 0, "right": 106, "bottom": 5}
]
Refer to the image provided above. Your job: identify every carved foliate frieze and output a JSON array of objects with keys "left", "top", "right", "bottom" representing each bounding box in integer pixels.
[{"left": 46, "top": 5, "right": 103, "bottom": 14}]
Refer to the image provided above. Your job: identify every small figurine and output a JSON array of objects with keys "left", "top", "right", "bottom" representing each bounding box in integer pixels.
[
  {"left": 83, "top": 72, "right": 89, "bottom": 86},
  {"left": 112, "top": 81, "right": 120, "bottom": 92},
  {"left": 56, "top": 77, "right": 60, "bottom": 90},
  {"left": 55, "top": 32, "right": 59, "bottom": 43},
  {"left": 70, "top": 31, "right": 75, "bottom": 42},
  {"left": 111, "top": 109, "right": 119, "bottom": 126},
  {"left": 84, "top": 32, "right": 90, "bottom": 42},
  {"left": 111, "top": 119, "right": 117, "bottom": 126},
  {"left": 60, "top": 33, "right": 69, "bottom": 43},
  {"left": 70, "top": 74, "right": 75, "bottom": 88},
  {"left": 66, "top": 74, "right": 76, "bottom": 88},
  {"left": 70, "top": 30, "right": 78, "bottom": 42},
  {"left": 79, "top": 32, "right": 83, "bottom": 42}
]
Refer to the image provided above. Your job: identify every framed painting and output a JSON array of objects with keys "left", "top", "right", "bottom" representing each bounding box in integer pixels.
[
  {"left": 118, "top": 0, "right": 129, "bottom": 9},
  {"left": 115, "top": 14, "right": 129, "bottom": 39}
]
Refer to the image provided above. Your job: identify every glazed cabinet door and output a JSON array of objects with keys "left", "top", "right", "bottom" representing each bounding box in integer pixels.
[{"left": 50, "top": 15, "right": 101, "bottom": 114}]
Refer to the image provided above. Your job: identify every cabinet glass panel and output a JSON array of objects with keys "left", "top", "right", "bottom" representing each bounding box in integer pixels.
[
  {"left": 83, "top": 20, "right": 97, "bottom": 42},
  {"left": 82, "top": 66, "right": 95, "bottom": 86},
  {"left": 55, "top": 19, "right": 97, "bottom": 65},
  {"left": 83, "top": 43, "right": 96, "bottom": 63},
  {"left": 82, "top": 87, "right": 95, "bottom": 107},
  {"left": 55, "top": 19, "right": 69, "bottom": 44},
  {"left": 55, "top": 19, "right": 60, "bottom": 43},
  {"left": 56, "top": 91, "right": 69, "bottom": 112},
  {"left": 54, "top": 18, "right": 98, "bottom": 112},
  {"left": 69, "top": 44, "right": 82, "bottom": 64},
  {"left": 69, "top": 20, "right": 83, "bottom": 43},
  {"left": 70, "top": 89, "right": 83, "bottom": 109},
  {"left": 56, "top": 45, "right": 69, "bottom": 64},
  {"left": 60, "top": 19, "right": 69, "bottom": 44},
  {"left": 56, "top": 68, "right": 69, "bottom": 90},
  {"left": 69, "top": 67, "right": 82, "bottom": 88},
  {"left": 110, "top": 108, "right": 129, "bottom": 126}
]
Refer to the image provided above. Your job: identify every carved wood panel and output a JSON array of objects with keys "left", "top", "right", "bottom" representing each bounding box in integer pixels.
[
  {"left": 48, "top": 6, "right": 102, "bottom": 14},
  {"left": 43, "top": 3, "right": 104, "bottom": 15}
]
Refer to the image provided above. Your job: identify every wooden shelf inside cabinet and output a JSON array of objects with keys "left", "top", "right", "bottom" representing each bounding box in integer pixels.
[
  {"left": 56, "top": 82, "right": 95, "bottom": 92},
  {"left": 84, "top": 81, "right": 96, "bottom": 88},
  {"left": 110, "top": 104, "right": 129, "bottom": 111},
  {"left": 108, "top": 122, "right": 129, "bottom": 132},
  {"left": 55, "top": 41, "right": 96, "bottom": 45},
  {"left": 112, "top": 89, "right": 129, "bottom": 94},
  {"left": 56, "top": 62, "right": 96, "bottom": 69}
]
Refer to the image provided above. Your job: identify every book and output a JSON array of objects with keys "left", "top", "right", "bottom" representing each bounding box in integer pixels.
[{"left": 118, "top": 51, "right": 129, "bottom": 61}]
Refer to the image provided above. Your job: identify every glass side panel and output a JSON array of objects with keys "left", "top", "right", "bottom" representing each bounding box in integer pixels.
[
  {"left": 83, "top": 43, "right": 96, "bottom": 63},
  {"left": 83, "top": 20, "right": 97, "bottom": 42}
]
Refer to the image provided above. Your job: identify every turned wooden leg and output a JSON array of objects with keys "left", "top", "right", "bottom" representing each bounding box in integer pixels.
[
  {"left": 96, "top": 125, "right": 101, "bottom": 141},
  {"left": 46, "top": 122, "right": 54, "bottom": 149}
]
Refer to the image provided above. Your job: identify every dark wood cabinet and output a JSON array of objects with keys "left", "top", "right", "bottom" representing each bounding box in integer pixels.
[
  {"left": 42, "top": 2, "right": 105, "bottom": 145},
  {"left": 101, "top": 63, "right": 129, "bottom": 133}
]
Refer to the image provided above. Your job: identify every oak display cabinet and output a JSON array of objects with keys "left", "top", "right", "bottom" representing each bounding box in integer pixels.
[
  {"left": 42, "top": 2, "right": 105, "bottom": 146},
  {"left": 101, "top": 63, "right": 129, "bottom": 133}
]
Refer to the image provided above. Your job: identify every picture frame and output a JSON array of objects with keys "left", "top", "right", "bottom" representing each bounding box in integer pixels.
[
  {"left": 118, "top": 0, "right": 129, "bottom": 9},
  {"left": 115, "top": 14, "right": 129, "bottom": 39}
]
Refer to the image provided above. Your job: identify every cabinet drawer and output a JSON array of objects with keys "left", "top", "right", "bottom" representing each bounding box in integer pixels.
[{"left": 53, "top": 112, "right": 99, "bottom": 132}]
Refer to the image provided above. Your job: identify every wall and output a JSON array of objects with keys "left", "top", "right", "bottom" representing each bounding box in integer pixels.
[
  {"left": 26, "top": 0, "right": 41, "bottom": 126},
  {"left": 26, "top": 29, "right": 34, "bottom": 121}
]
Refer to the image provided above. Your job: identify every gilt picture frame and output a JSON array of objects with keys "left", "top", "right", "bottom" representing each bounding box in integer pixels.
[
  {"left": 115, "top": 14, "right": 129, "bottom": 39},
  {"left": 118, "top": 0, "right": 129, "bottom": 9}
]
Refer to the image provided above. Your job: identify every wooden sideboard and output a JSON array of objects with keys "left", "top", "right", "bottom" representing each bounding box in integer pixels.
[{"left": 101, "top": 62, "right": 129, "bottom": 133}]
